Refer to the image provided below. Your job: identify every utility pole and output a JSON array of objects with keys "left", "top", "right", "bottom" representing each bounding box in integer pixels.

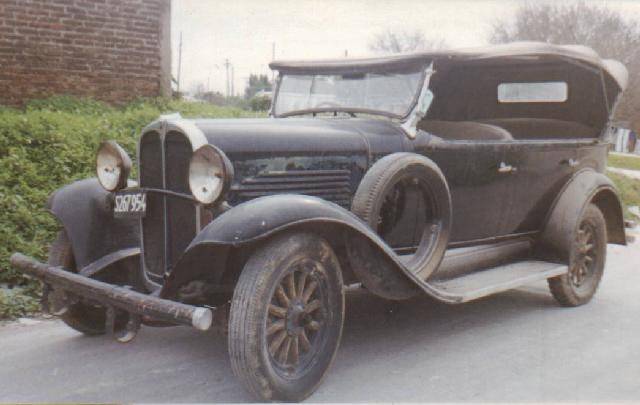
[
  {"left": 224, "top": 58, "right": 230, "bottom": 98},
  {"left": 271, "top": 42, "right": 276, "bottom": 84},
  {"left": 231, "top": 65, "right": 235, "bottom": 97},
  {"left": 176, "top": 31, "right": 183, "bottom": 93}
]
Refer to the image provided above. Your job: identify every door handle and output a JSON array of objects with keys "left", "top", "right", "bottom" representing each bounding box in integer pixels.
[{"left": 498, "top": 162, "right": 516, "bottom": 173}]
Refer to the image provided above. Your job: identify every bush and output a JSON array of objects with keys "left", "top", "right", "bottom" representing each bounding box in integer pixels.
[
  {"left": 0, "top": 96, "right": 259, "bottom": 320},
  {"left": 0, "top": 286, "right": 40, "bottom": 319},
  {"left": 249, "top": 95, "right": 272, "bottom": 112}
]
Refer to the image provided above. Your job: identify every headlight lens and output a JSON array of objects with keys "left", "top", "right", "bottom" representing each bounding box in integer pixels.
[
  {"left": 96, "top": 141, "right": 131, "bottom": 191},
  {"left": 189, "top": 145, "right": 233, "bottom": 205}
]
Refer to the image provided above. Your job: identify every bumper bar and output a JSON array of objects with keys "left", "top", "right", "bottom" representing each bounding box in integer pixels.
[{"left": 10, "top": 253, "right": 213, "bottom": 331}]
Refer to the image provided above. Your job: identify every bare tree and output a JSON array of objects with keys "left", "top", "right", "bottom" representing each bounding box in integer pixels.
[
  {"left": 490, "top": 2, "right": 640, "bottom": 128},
  {"left": 369, "top": 29, "right": 447, "bottom": 54}
]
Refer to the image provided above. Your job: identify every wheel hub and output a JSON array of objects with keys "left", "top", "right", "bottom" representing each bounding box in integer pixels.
[
  {"left": 265, "top": 261, "right": 328, "bottom": 373},
  {"left": 286, "top": 300, "right": 311, "bottom": 335}
]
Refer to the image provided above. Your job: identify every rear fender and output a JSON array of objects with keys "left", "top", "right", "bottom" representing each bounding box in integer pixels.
[
  {"left": 162, "top": 195, "right": 428, "bottom": 300},
  {"left": 46, "top": 178, "right": 140, "bottom": 276},
  {"left": 538, "top": 168, "right": 626, "bottom": 263}
]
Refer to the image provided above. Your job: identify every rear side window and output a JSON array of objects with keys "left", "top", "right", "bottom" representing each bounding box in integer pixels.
[{"left": 497, "top": 81, "right": 568, "bottom": 103}]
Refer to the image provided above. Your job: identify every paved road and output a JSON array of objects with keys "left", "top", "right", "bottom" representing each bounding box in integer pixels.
[{"left": 2, "top": 242, "right": 639, "bottom": 402}]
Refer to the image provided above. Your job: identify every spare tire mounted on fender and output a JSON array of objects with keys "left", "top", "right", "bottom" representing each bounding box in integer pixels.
[{"left": 349, "top": 153, "right": 452, "bottom": 299}]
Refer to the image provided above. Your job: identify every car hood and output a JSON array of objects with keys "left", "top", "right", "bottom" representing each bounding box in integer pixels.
[
  {"left": 192, "top": 117, "right": 403, "bottom": 156},
  {"left": 190, "top": 117, "right": 405, "bottom": 207}
]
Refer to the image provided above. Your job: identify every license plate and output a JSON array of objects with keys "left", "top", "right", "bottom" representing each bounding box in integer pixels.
[{"left": 114, "top": 190, "right": 146, "bottom": 218}]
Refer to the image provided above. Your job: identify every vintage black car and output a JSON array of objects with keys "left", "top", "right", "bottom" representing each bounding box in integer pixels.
[{"left": 11, "top": 42, "right": 629, "bottom": 401}]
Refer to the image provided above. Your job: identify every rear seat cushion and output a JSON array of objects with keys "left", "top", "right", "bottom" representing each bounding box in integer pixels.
[{"left": 419, "top": 120, "right": 513, "bottom": 141}]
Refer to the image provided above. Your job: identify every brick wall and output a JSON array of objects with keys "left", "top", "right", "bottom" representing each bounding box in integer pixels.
[{"left": 0, "top": 0, "right": 171, "bottom": 106}]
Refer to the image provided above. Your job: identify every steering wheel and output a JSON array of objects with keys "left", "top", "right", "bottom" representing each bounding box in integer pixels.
[
  {"left": 314, "top": 101, "right": 356, "bottom": 117},
  {"left": 315, "top": 101, "right": 342, "bottom": 108}
]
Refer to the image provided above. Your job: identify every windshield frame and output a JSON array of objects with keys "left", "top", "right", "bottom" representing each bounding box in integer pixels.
[{"left": 270, "top": 65, "right": 430, "bottom": 121}]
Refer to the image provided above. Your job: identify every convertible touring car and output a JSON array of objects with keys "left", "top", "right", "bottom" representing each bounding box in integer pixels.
[{"left": 11, "top": 42, "right": 629, "bottom": 401}]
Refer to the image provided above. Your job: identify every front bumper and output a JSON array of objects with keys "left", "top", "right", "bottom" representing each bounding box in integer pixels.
[{"left": 10, "top": 253, "right": 213, "bottom": 331}]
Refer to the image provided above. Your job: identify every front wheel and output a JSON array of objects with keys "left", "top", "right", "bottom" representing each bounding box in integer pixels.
[
  {"left": 228, "top": 232, "right": 345, "bottom": 402},
  {"left": 548, "top": 203, "right": 607, "bottom": 306},
  {"left": 47, "top": 230, "right": 108, "bottom": 335}
]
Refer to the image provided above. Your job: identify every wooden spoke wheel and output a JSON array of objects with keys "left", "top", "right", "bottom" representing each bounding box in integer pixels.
[
  {"left": 569, "top": 223, "right": 598, "bottom": 288},
  {"left": 266, "top": 259, "right": 329, "bottom": 375},
  {"left": 548, "top": 204, "right": 607, "bottom": 306},
  {"left": 229, "top": 232, "right": 344, "bottom": 402}
]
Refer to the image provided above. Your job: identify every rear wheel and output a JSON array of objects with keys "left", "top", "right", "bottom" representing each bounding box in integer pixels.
[
  {"left": 548, "top": 204, "right": 607, "bottom": 306},
  {"left": 47, "top": 230, "right": 108, "bottom": 335},
  {"left": 228, "top": 232, "right": 344, "bottom": 401}
]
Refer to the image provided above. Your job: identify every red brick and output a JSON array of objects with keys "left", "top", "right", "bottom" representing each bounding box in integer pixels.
[{"left": 0, "top": 0, "right": 170, "bottom": 106}]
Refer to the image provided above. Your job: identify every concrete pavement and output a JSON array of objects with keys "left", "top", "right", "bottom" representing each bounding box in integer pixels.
[{"left": 1, "top": 241, "right": 639, "bottom": 402}]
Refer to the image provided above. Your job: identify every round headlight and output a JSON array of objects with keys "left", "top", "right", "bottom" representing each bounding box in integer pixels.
[
  {"left": 189, "top": 145, "right": 233, "bottom": 205},
  {"left": 96, "top": 141, "right": 132, "bottom": 192}
]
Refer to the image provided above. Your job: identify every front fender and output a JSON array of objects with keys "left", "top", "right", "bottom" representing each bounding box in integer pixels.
[
  {"left": 189, "top": 194, "right": 378, "bottom": 246},
  {"left": 538, "top": 168, "right": 626, "bottom": 263},
  {"left": 47, "top": 178, "right": 140, "bottom": 275},
  {"left": 163, "top": 195, "right": 448, "bottom": 301}
]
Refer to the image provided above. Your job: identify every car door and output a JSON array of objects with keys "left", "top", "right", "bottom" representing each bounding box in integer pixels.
[
  {"left": 499, "top": 140, "right": 578, "bottom": 235},
  {"left": 411, "top": 133, "right": 513, "bottom": 243}
]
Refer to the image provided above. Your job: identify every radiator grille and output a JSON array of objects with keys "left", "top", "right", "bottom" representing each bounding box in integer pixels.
[
  {"left": 164, "top": 132, "right": 196, "bottom": 275},
  {"left": 230, "top": 169, "right": 352, "bottom": 208},
  {"left": 140, "top": 132, "right": 165, "bottom": 279},
  {"left": 139, "top": 131, "right": 196, "bottom": 281}
]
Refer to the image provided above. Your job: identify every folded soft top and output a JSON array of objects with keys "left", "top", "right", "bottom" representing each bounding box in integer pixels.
[{"left": 270, "top": 41, "right": 628, "bottom": 91}]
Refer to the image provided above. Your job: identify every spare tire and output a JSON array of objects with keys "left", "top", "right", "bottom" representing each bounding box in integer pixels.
[{"left": 350, "top": 153, "right": 451, "bottom": 284}]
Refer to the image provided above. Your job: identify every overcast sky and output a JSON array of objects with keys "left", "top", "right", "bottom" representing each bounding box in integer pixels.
[{"left": 171, "top": 0, "right": 640, "bottom": 95}]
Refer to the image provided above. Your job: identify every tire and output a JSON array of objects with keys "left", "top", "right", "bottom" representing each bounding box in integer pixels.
[
  {"left": 351, "top": 152, "right": 451, "bottom": 281},
  {"left": 548, "top": 204, "right": 607, "bottom": 306},
  {"left": 47, "top": 230, "right": 107, "bottom": 336},
  {"left": 229, "top": 232, "right": 345, "bottom": 401}
]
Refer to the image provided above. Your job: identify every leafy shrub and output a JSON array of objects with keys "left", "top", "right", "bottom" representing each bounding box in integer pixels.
[
  {"left": 25, "top": 95, "right": 112, "bottom": 115},
  {"left": 249, "top": 95, "right": 272, "bottom": 112},
  {"left": 0, "top": 286, "right": 40, "bottom": 319},
  {"left": 0, "top": 96, "right": 259, "bottom": 319}
]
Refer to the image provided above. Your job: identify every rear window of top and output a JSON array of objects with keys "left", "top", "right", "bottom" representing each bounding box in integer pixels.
[{"left": 497, "top": 81, "right": 568, "bottom": 103}]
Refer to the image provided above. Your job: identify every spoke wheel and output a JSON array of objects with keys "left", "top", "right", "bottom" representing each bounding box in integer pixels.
[
  {"left": 569, "top": 223, "right": 597, "bottom": 288},
  {"left": 229, "top": 232, "right": 344, "bottom": 402},
  {"left": 548, "top": 204, "right": 606, "bottom": 307},
  {"left": 266, "top": 259, "right": 329, "bottom": 377},
  {"left": 48, "top": 230, "right": 131, "bottom": 336}
]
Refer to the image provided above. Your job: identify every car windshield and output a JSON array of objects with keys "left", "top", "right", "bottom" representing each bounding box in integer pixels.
[{"left": 273, "top": 68, "right": 424, "bottom": 118}]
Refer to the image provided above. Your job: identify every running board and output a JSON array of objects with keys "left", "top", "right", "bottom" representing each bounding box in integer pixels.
[{"left": 428, "top": 260, "right": 568, "bottom": 303}]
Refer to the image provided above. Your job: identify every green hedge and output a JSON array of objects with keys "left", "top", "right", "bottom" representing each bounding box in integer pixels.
[{"left": 0, "top": 96, "right": 257, "bottom": 319}]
